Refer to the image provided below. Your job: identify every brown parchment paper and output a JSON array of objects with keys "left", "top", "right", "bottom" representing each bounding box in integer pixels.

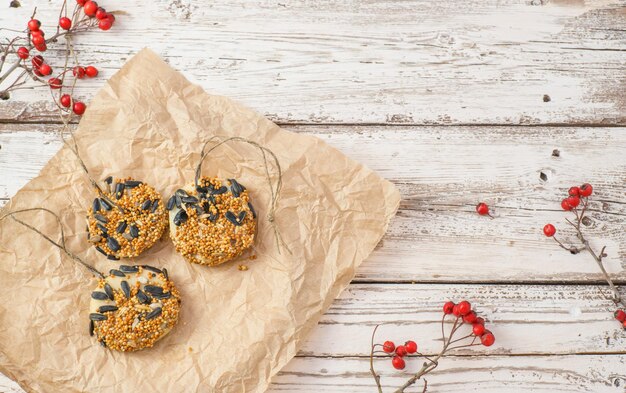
[{"left": 0, "top": 48, "right": 400, "bottom": 393}]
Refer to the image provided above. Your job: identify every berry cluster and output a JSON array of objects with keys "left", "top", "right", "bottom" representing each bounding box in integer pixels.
[
  {"left": 442, "top": 300, "right": 495, "bottom": 346},
  {"left": 381, "top": 339, "right": 418, "bottom": 370}
]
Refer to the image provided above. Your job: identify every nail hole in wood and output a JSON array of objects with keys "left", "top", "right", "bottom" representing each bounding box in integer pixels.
[
  {"left": 9, "top": 0, "right": 21, "bottom": 7},
  {"left": 0, "top": 91, "right": 9, "bottom": 100},
  {"left": 543, "top": 94, "right": 551, "bottom": 102},
  {"left": 581, "top": 216, "right": 592, "bottom": 226},
  {"left": 552, "top": 149, "right": 560, "bottom": 157},
  {"left": 539, "top": 172, "right": 548, "bottom": 182}
]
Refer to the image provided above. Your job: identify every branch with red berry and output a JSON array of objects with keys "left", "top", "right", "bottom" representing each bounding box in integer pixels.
[
  {"left": 0, "top": 0, "right": 115, "bottom": 116},
  {"left": 369, "top": 301, "right": 495, "bottom": 392},
  {"left": 543, "top": 183, "right": 625, "bottom": 331}
]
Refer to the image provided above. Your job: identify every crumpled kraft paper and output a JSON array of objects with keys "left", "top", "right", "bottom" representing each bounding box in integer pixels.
[{"left": 0, "top": 48, "right": 400, "bottom": 393}]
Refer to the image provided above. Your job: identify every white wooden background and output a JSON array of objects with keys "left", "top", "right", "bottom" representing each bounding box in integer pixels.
[{"left": 1, "top": 0, "right": 626, "bottom": 392}]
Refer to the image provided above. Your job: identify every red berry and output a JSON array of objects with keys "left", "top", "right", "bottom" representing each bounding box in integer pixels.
[
  {"left": 395, "top": 345, "right": 407, "bottom": 357},
  {"left": 561, "top": 199, "right": 573, "bottom": 211},
  {"left": 35, "top": 43, "right": 47, "bottom": 52},
  {"left": 59, "top": 17, "right": 72, "bottom": 30},
  {"left": 568, "top": 186, "right": 580, "bottom": 197},
  {"left": 615, "top": 310, "right": 626, "bottom": 323},
  {"left": 476, "top": 202, "right": 489, "bottom": 216},
  {"left": 72, "top": 101, "right": 86, "bottom": 115},
  {"left": 391, "top": 356, "right": 405, "bottom": 370},
  {"left": 60, "top": 94, "right": 72, "bottom": 108},
  {"left": 85, "top": 65, "right": 98, "bottom": 77},
  {"left": 566, "top": 196, "right": 580, "bottom": 208},
  {"left": 472, "top": 323, "right": 486, "bottom": 336},
  {"left": 96, "top": 7, "right": 108, "bottom": 19},
  {"left": 623, "top": 320, "right": 626, "bottom": 329},
  {"left": 76, "top": 0, "right": 86, "bottom": 5},
  {"left": 382, "top": 341, "right": 395, "bottom": 353},
  {"left": 475, "top": 317, "right": 485, "bottom": 325},
  {"left": 27, "top": 19, "right": 41, "bottom": 31},
  {"left": 33, "top": 68, "right": 43, "bottom": 77},
  {"left": 73, "top": 66, "right": 86, "bottom": 79},
  {"left": 404, "top": 341, "right": 417, "bottom": 354},
  {"left": 31, "top": 29, "right": 45, "bottom": 37},
  {"left": 543, "top": 223, "right": 556, "bottom": 237},
  {"left": 580, "top": 183, "right": 593, "bottom": 197},
  {"left": 452, "top": 304, "right": 461, "bottom": 317},
  {"left": 463, "top": 311, "right": 478, "bottom": 324},
  {"left": 31, "top": 35, "right": 45, "bottom": 46},
  {"left": 83, "top": 1, "right": 98, "bottom": 16},
  {"left": 443, "top": 301, "right": 455, "bottom": 315},
  {"left": 31, "top": 55, "right": 44, "bottom": 68},
  {"left": 39, "top": 64, "right": 52, "bottom": 76},
  {"left": 457, "top": 301, "right": 471, "bottom": 316},
  {"left": 481, "top": 331, "right": 495, "bottom": 346},
  {"left": 106, "top": 13, "right": 116, "bottom": 24},
  {"left": 48, "top": 78, "right": 62, "bottom": 89},
  {"left": 98, "top": 18, "right": 112, "bottom": 31},
  {"left": 16, "top": 47, "right": 29, "bottom": 60}
]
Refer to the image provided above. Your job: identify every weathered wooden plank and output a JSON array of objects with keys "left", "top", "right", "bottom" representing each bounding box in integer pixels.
[
  {"left": 0, "top": 0, "right": 624, "bottom": 124},
  {"left": 1, "top": 124, "right": 624, "bottom": 282}
]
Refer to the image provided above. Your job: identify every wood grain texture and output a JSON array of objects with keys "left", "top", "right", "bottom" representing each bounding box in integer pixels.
[
  {"left": 2, "top": 124, "right": 624, "bottom": 283},
  {"left": 0, "top": 0, "right": 624, "bottom": 124}
]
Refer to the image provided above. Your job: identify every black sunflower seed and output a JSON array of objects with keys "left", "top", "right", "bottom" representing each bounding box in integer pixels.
[
  {"left": 100, "top": 340, "right": 107, "bottom": 348},
  {"left": 144, "top": 285, "right": 163, "bottom": 295},
  {"left": 175, "top": 189, "right": 189, "bottom": 197},
  {"left": 89, "top": 313, "right": 107, "bottom": 321},
  {"left": 175, "top": 195, "right": 182, "bottom": 209},
  {"left": 248, "top": 202, "right": 257, "bottom": 219},
  {"left": 96, "top": 223, "right": 108, "bottom": 236},
  {"left": 166, "top": 195, "right": 176, "bottom": 210},
  {"left": 98, "top": 305, "right": 118, "bottom": 313},
  {"left": 107, "top": 237, "right": 120, "bottom": 252},
  {"left": 104, "top": 283, "right": 114, "bottom": 300},
  {"left": 208, "top": 212, "right": 218, "bottom": 222},
  {"left": 145, "top": 307, "right": 162, "bottom": 320},
  {"left": 100, "top": 198, "right": 112, "bottom": 211},
  {"left": 89, "top": 320, "right": 94, "bottom": 336},
  {"left": 136, "top": 289, "right": 150, "bottom": 304},
  {"left": 114, "top": 183, "right": 125, "bottom": 199},
  {"left": 141, "top": 199, "right": 152, "bottom": 210},
  {"left": 142, "top": 265, "right": 162, "bottom": 274},
  {"left": 93, "top": 198, "right": 101, "bottom": 212},
  {"left": 198, "top": 192, "right": 207, "bottom": 201},
  {"left": 129, "top": 225, "right": 139, "bottom": 238},
  {"left": 125, "top": 180, "right": 142, "bottom": 188},
  {"left": 225, "top": 211, "right": 241, "bottom": 226},
  {"left": 194, "top": 205, "right": 204, "bottom": 216},
  {"left": 196, "top": 185, "right": 208, "bottom": 193},
  {"left": 94, "top": 214, "right": 108, "bottom": 224},
  {"left": 109, "top": 269, "right": 125, "bottom": 278},
  {"left": 153, "top": 291, "right": 172, "bottom": 300},
  {"left": 151, "top": 199, "right": 160, "bottom": 213},
  {"left": 238, "top": 211, "right": 247, "bottom": 222},
  {"left": 107, "top": 254, "right": 120, "bottom": 261},
  {"left": 91, "top": 291, "right": 109, "bottom": 300},
  {"left": 116, "top": 221, "right": 127, "bottom": 233},
  {"left": 228, "top": 178, "right": 245, "bottom": 197},
  {"left": 95, "top": 246, "right": 107, "bottom": 256},
  {"left": 104, "top": 176, "right": 113, "bottom": 185},
  {"left": 173, "top": 209, "right": 188, "bottom": 226},
  {"left": 119, "top": 265, "right": 139, "bottom": 273},
  {"left": 162, "top": 267, "right": 169, "bottom": 280},
  {"left": 182, "top": 196, "right": 198, "bottom": 204},
  {"left": 211, "top": 186, "right": 228, "bottom": 195},
  {"left": 121, "top": 280, "right": 131, "bottom": 298}
]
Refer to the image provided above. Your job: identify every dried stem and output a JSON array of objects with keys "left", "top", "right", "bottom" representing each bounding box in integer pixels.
[{"left": 370, "top": 325, "right": 384, "bottom": 393}]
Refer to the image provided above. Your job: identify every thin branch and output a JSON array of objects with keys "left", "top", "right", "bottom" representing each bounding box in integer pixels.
[{"left": 370, "top": 324, "right": 383, "bottom": 393}]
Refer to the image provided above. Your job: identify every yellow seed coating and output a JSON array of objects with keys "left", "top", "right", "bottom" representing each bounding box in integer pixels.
[
  {"left": 170, "top": 177, "right": 256, "bottom": 266},
  {"left": 87, "top": 178, "right": 168, "bottom": 258}
]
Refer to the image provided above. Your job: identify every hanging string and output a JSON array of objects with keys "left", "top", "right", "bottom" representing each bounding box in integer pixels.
[
  {"left": 0, "top": 208, "right": 105, "bottom": 279},
  {"left": 195, "top": 136, "right": 292, "bottom": 255}
]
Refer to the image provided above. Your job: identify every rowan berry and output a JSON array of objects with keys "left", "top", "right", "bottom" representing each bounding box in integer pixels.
[
  {"left": 580, "top": 183, "right": 593, "bottom": 197},
  {"left": 481, "top": 331, "right": 495, "bottom": 346},
  {"left": 17, "top": 47, "right": 29, "bottom": 60},
  {"left": 615, "top": 310, "right": 626, "bottom": 323},
  {"left": 457, "top": 301, "right": 471, "bottom": 316},
  {"left": 48, "top": 78, "right": 62, "bottom": 89},
  {"left": 73, "top": 101, "right": 86, "bottom": 115},
  {"left": 85, "top": 65, "right": 98, "bottom": 77},
  {"left": 27, "top": 19, "right": 41, "bottom": 31},
  {"left": 391, "top": 356, "right": 405, "bottom": 370},
  {"left": 443, "top": 301, "right": 455, "bottom": 314},
  {"left": 59, "top": 17, "right": 72, "bottom": 30},
  {"left": 476, "top": 202, "right": 489, "bottom": 216},
  {"left": 472, "top": 323, "right": 485, "bottom": 336},
  {"left": 543, "top": 224, "right": 556, "bottom": 237},
  {"left": 568, "top": 186, "right": 580, "bottom": 197},
  {"left": 83, "top": 1, "right": 98, "bottom": 16},
  {"left": 395, "top": 345, "right": 407, "bottom": 357},
  {"left": 382, "top": 341, "right": 395, "bottom": 353},
  {"left": 405, "top": 341, "right": 417, "bottom": 354},
  {"left": 39, "top": 64, "right": 52, "bottom": 76},
  {"left": 60, "top": 94, "right": 72, "bottom": 108}
]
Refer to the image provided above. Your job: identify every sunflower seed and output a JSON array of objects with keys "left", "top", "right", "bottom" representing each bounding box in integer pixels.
[
  {"left": 145, "top": 307, "right": 162, "bottom": 320},
  {"left": 142, "top": 265, "right": 162, "bottom": 274},
  {"left": 107, "top": 237, "right": 120, "bottom": 252},
  {"left": 91, "top": 291, "right": 109, "bottom": 300},
  {"left": 89, "top": 313, "right": 107, "bottom": 321},
  {"left": 153, "top": 292, "right": 172, "bottom": 299},
  {"left": 88, "top": 235, "right": 102, "bottom": 244},
  {"left": 114, "top": 183, "right": 125, "bottom": 199},
  {"left": 89, "top": 320, "right": 94, "bottom": 336},
  {"left": 125, "top": 180, "right": 142, "bottom": 188},
  {"left": 93, "top": 198, "right": 101, "bottom": 212},
  {"left": 98, "top": 305, "right": 118, "bottom": 313},
  {"left": 109, "top": 269, "right": 125, "bottom": 278},
  {"left": 173, "top": 209, "right": 188, "bottom": 226},
  {"left": 141, "top": 199, "right": 152, "bottom": 210},
  {"left": 96, "top": 223, "right": 108, "bottom": 236},
  {"left": 94, "top": 214, "right": 108, "bottom": 224},
  {"left": 228, "top": 178, "right": 245, "bottom": 197},
  {"left": 122, "top": 233, "right": 134, "bottom": 241},
  {"left": 198, "top": 192, "right": 207, "bottom": 200},
  {"left": 182, "top": 196, "right": 198, "bottom": 204},
  {"left": 129, "top": 225, "right": 139, "bottom": 238},
  {"left": 175, "top": 189, "right": 189, "bottom": 197},
  {"left": 166, "top": 195, "right": 176, "bottom": 210},
  {"left": 248, "top": 202, "right": 257, "bottom": 219},
  {"left": 100, "top": 340, "right": 107, "bottom": 348},
  {"left": 211, "top": 186, "right": 228, "bottom": 195},
  {"left": 175, "top": 195, "right": 182, "bottom": 208},
  {"left": 95, "top": 246, "right": 107, "bottom": 256},
  {"left": 100, "top": 198, "right": 112, "bottom": 211},
  {"left": 196, "top": 185, "right": 208, "bottom": 193},
  {"left": 144, "top": 285, "right": 163, "bottom": 295},
  {"left": 136, "top": 289, "right": 151, "bottom": 304},
  {"left": 238, "top": 211, "right": 247, "bottom": 222},
  {"left": 225, "top": 211, "right": 241, "bottom": 226},
  {"left": 151, "top": 199, "right": 159, "bottom": 213},
  {"left": 194, "top": 205, "right": 204, "bottom": 215},
  {"left": 116, "top": 221, "right": 127, "bottom": 233},
  {"left": 107, "top": 254, "right": 120, "bottom": 261},
  {"left": 104, "top": 283, "right": 114, "bottom": 300},
  {"left": 162, "top": 267, "right": 169, "bottom": 280},
  {"left": 121, "top": 280, "right": 131, "bottom": 298},
  {"left": 119, "top": 265, "right": 139, "bottom": 273}
]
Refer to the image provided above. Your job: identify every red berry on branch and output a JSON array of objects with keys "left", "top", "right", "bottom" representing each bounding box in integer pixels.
[
  {"left": 580, "top": 183, "right": 593, "bottom": 197},
  {"left": 98, "top": 19, "right": 112, "bottom": 31},
  {"left": 31, "top": 35, "right": 45, "bottom": 47},
  {"left": 83, "top": 1, "right": 98, "bottom": 16},
  {"left": 73, "top": 66, "right": 86, "bottom": 79},
  {"left": 623, "top": 320, "right": 626, "bottom": 329},
  {"left": 31, "top": 55, "right": 44, "bottom": 67},
  {"left": 31, "top": 29, "right": 45, "bottom": 37},
  {"left": 28, "top": 19, "right": 41, "bottom": 31},
  {"left": 76, "top": 0, "right": 86, "bottom": 5},
  {"left": 391, "top": 356, "right": 405, "bottom": 370},
  {"left": 463, "top": 311, "right": 478, "bottom": 324},
  {"left": 481, "top": 331, "right": 495, "bottom": 346},
  {"left": 476, "top": 202, "right": 489, "bottom": 216},
  {"left": 452, "top": 304, "right": 461, "bottom": 317},
  {"left": 85, "top": 65, "right": 99, "bottom": 77},
  {"left": 566, "top": 196, "right": 580, "bottom": 208},
  {"left": 475, "top": 317, "right": 485, "bottom": 325},
  {"left": 395, "top": 345, "right": 407, "bottom": 357},
  {"left": 59, "top": 17, "right": 72, "bottom": 30},
  {"left": 35, "top": 43, "right": 47, "bottom": 52},
  {"left": 568, "top": 186, "right": 580, "bottom": 197},
  {"left": 382, "top": 341, "right": 395, "bottom": 353},
  {"left": 33, "top": 68, "right": 43, "bottom": 77},
  {"left": 543, "top": 223, "right": 556, "bottom": 237},
  {"left": 404, "top": 341, "right": 417, "bottom": 354},
  {"left": 106, "top": 13, "right": 116, "bottom": 24},
  {"left": 457, "top": 300, "right": 471, "bottom": 316},
  {"left": 39, "top": 64, "right": 52, "bottom": 76},
  {"left": 96, "top": 7, "right": 108, "bottom": 19},
  {"left": 60, "top": 94, "right": 72, "bottom": 108},
  {"left": 73, "top": 101, "right": 86, "bottom": 115},
  {"left": 443, "top": 301, "right": 455, "bottom": 314},
  {"left": 17, "top": 47, "right": 29, "bottom": 60},
  {"left": 615, "top": 310, "right": 626, "bottom": 323},
  {"left": 48, "top": 78, "right": 62, "bottom": 89},
  {"left": 561, "top": 199, "right": 573, "bottom": 211},
  {"left": 472, "top": 323, "right": 486, "bottom": 336}
]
